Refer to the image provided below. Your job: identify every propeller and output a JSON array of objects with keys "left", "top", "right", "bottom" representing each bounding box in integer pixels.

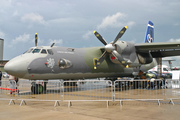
[
  {"left": 93, "top": 26, "right": 128, "bottom": 69},
  {"left": 35, "top": 33, "right": 38, "bottom": 46}
]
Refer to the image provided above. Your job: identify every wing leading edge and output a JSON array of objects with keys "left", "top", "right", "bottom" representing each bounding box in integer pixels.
[{"left": 135, "top": 42, "right": 180, "bottom": 58}]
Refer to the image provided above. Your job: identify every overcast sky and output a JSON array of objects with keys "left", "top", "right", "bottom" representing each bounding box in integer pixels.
[{"left": 0, "top": 0, "right": 180, "bottom": 67}]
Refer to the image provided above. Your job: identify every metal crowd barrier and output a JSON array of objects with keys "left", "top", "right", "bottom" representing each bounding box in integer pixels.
[
  {"left": 114, "top": 79, "right": 164, "bottom": 106},
  {"left": 17, "top": 80, "right": 64, "bottom": 106},
  {"left": 2, "top": 78, "right": 180, "bottom": 107},
  {"left": 0, "top": 80, "right": 18, "bottom": 105},
  {"left": 0, "top": 79, "right": 113, "bottom": 107},
  {"left": 63, "top": 80, "right": 113, "bottom": 107},
  {"left": 0, "top": 80, "right": 64, "bottom": 107},
  {"left": 165, "top": 79, "right": 180, "bottom": 105}
]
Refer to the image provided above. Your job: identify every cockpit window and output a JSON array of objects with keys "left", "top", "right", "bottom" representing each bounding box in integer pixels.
[
  {"left": 163, "top": 68, "right": 168, "bottom": 71},
  {"left": 32, "top": 49, "right": 41, "bottom": 53},
  {"left": 41, "top": 49, "right": 47, "bottom": 54},
  {"left": 25, "top": 48, "right": 34, "bottom": 53},
  {"left": 47, "top": 49, "right": 54, "bottom": 55}
]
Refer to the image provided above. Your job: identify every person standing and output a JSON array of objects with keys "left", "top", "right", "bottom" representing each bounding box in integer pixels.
[
  {"left": 9, "top": 75, "right": 19, "bottom": 94},
  {"left": 0, "top": 70, "right": 2, "bottom": 86}
]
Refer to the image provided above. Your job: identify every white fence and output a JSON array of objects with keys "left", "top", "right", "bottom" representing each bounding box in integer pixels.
[
  {"left": 165, "top": 79, "right": 180, "bottom": 105},
  {"left": 0, "top": 80, "right": 64, "bottom": 106},
  {"left": 0, "top": 80, "right": 18, "bottom": 100},
  {"left": 63, "top": 80, "right": 113, "bottom": 107},
  {"left": 1, "top": 79, "right": 180, "bottom": 107},
  {"left": 114, "top": 79, "right": 164, "bottom": 106}
]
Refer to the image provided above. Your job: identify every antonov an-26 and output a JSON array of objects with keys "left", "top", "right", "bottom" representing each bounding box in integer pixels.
[{"left": 4, "top": 21, "right": 180, "bottom": 93}]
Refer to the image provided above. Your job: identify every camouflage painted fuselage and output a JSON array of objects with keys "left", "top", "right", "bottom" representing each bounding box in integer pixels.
[{"left": 5, "top": 41, "right": 157, "bottom": 80}]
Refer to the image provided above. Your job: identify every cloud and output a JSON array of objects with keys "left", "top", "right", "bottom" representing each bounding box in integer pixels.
[
  {"left": 97, "top": 12, "right": 125, "bottom": 29},
  {"left": 174, "top": 23, "right": 180, "bottom": 26},
  {"left": 82, "top": 31, "right": 93, "bottom": 40},
  {"left": 97, "top": 12, "right": 135, "bottom": 29},
  {"left": 130, "top": 38, "right": 137, "bottom": 43},
  {"left": 48, "top": 39, "right": 63, "bottom": 46},
  {"left": 127, "top": 21, "right": 135, "bottom": 28},
  {"left": 21, "top": 13, "right": 46, "bottom": 25},
  {"left": 48, "top": 18, "right": 73, "bottom": 23},
  {"left": 13, "top": 10, "right": 18, "bottom": 16},
  {"left": 82, "top": 12, "right": 135, "bottom": 40},
  {"left": 30, "top": 36, "right": 44, "bottom": 46},
  {"left": 0, "top": 31, "right": 5, "bottom": 38},
  {"left": 168, "top": 38, "right": 180, "bottom": 42},
  {"left": 12, "top": 34, "right": 30, "bottom": 44}
]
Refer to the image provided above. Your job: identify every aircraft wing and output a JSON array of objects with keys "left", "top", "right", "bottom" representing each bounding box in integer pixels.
[{"left": 135, "top": 42, "right": 180, "bottom": 58}]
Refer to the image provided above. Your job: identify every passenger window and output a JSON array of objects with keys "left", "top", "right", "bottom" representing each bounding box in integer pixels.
[
  {"left": 41, "top": 49, "right": 47, "bottom": 54},
  {"left": 47, "top": 49, "right": 54, "bottom": 55},
  {"left": 32, "top": 49, "right": 41, "bottom": 53}
]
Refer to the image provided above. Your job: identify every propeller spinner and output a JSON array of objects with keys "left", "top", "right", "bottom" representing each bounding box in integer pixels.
[{"left": 93, "top": 26, "right": 128, "bottom": 69}]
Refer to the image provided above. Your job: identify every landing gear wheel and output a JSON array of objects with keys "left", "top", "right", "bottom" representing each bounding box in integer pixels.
[{"left": 31, "top": 84, "right": 43, "bottom": 94}]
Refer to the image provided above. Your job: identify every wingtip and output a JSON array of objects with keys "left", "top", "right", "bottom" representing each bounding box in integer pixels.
[
  {"left": 93, "top": 31, "right": 96, "bottom": 34},
  {"left": 125, "top": 26, "right": 128, "bottom": 29}
]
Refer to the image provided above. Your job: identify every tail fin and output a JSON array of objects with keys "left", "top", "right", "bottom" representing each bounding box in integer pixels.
[
  {"left": 168, "top": 60, "right": 173, "bottom": 70},
  {"left": 144, "top": 21, "right": 154, "bottom": 43}
]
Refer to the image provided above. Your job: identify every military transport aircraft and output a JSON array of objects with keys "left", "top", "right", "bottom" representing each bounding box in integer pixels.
[{"left": 4, "top": 21, "right": 180, "bottom": 93}]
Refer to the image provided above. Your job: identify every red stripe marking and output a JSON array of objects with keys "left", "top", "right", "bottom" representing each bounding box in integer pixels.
[{"left": 0, "top": 87, "right": 18, "bottom": 91}]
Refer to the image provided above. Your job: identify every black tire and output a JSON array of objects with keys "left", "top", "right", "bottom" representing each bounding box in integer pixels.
[
  {"left": 31, "top": 86, "right": 36, "bottom": 94},
  {"left": 31, "top": 84, "right": 43, "bottom": 94}
]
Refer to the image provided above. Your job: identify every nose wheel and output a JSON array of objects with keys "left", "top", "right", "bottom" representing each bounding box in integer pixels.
[{"left": 31, "top": 84, "right": 43, "bottom": 94}]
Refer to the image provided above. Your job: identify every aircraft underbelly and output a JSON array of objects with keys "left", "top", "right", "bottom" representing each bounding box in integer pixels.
[{"left": 24, "top": 72, "right": 132, "bottom": 80}]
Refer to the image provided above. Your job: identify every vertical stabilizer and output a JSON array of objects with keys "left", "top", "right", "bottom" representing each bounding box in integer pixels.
[
  {"left": 144, "top": 21, "right": 154, "bottom": 43},
  {"left": 168, "top": 60, "right": 173, "bottom": 70}
]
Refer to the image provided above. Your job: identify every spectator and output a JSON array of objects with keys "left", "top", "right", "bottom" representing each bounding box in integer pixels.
[
  {"left": 139, "top": 70, "right": 146, "bottom": 79},
  {"left": 0, "top": 70, "right": 2, "bottom": 86},
  {"left": 9, "top": 75, "right": 19, "bottom": 94}
]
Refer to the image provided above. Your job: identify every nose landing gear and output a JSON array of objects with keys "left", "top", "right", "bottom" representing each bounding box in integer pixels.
[
  {"left": 31, "top": 80, "right": 47, "bottom": 94},
  {"left": 31, "top": 84, "right": 43, "bottom": 94}
]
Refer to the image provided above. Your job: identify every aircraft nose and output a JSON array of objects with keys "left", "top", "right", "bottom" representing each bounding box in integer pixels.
[{"left": 4, "top": 57, "right": 28, "bottom": 78}]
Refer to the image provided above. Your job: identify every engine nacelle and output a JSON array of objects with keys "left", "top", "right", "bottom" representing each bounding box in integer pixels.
[
  {"left": 109, "top": 54, "right": 141, "bottom": 68},
  {"left": 137, "top": 51, "right": 153, "bottom": 64},
  {"left": 109, "top": 54, "right": 121, "bottom": 64}
]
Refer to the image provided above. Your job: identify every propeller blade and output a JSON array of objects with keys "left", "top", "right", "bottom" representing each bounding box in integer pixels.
[
  {"left": 112, "top": 26, "right": 127, "bottom": 45},
  {"left": 94, "top": 31, "right": 108, "bottom": 45},
  {"left": 112, "top": 50, "right": 127, "bottom": 67},
  {"left": 94, "top": 51, "right": 108, "bottom": 69},
  {"left": 51, "top": 43, "right": 55, "bottom": 47},
  {"left": 35, "top": 33, "right": 38, "bottom": 46}
]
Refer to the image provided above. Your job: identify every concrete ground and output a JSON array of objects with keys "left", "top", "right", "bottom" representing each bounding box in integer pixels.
[
  {"left": 0, "top": 100, "right": 180, "bottom": 120},
  {"left": 1, "top": 79, "right": 180, "bottom": 119}
]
